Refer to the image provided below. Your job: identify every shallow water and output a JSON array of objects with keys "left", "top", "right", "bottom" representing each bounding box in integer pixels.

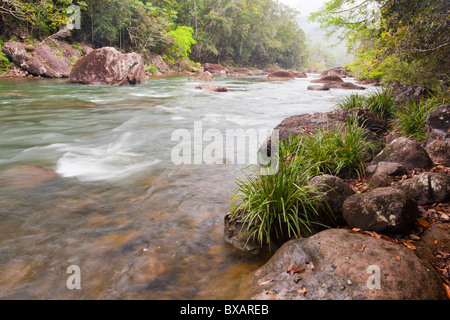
[{"left": 0, "top": 75, "right": 373, "bottom": 299}]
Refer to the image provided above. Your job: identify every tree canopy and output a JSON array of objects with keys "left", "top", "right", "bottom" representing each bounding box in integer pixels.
[
  {"left": 310, "top": 0, "right": 450, "bottom": 86},
  {"left": 0, "top": 0, "right": 327, "bottom": 70}
]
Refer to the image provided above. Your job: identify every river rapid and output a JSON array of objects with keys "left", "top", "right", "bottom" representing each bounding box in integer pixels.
[{"left": 0, "top": 75, "right": 373, "bottom": 299}]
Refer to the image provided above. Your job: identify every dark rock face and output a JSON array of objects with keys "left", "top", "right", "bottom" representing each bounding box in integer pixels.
[
  {"left": 368, "top": 162, "right": 409, "bottom": 188},
  {"left": 371, "top": 137, "right": 434, "bottom": 170},
  {"left": 393, "top": 172, "right": 450, "bottom": 206},
  {"left": 68, "top": 47, "right": 146, "bottom": 86},
  {"left": 424, "top": 104, "right": 450, "bottom": 166},
  {"left": 342, "top": 187, "right": 419, "bottom": 233},
  {"left": 237, "top": 229, "right": 446, "bottom": 300},
  {"left": 266, "top": 71, "right": 295, "bottom": 81},
  {"left": 224, "top": 213, "right": 263, "bottom": 255},
  {"left": 2, "top": 41, "right": 73, "bottom": 78}
]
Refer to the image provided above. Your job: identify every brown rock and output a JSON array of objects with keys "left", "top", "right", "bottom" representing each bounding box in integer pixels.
[
  {"left": 321, "top": 66, "right": 349, "bottom": 78},
  {"left": 343, "top": 187, "right": 418, "bottom": 233},
  {"left": 307, "top": 85, "right": 330, "bottom": 91},
  {"left": 371, "top": 137, "right": 434, "bottom": 170},
  {"left": 68, "top": 47, "right": 147, "bottom": 86},
  {"left": 266, "top": 71, "right": 295, "bottom": 81},
  {"left": 195, "top": 84, "right": 228, "bottom": 92},
  {"left": 310, "top": 75, "right": 344, "bottom": 84},
  {"left": 1, "top": 165, "right": 57, "bottom": 189},
  {"left": 238, "top": 229, "right": 446, "bottom": 300},
  {"left": 203, "top": 63, "right": 229, "bottom": 75}
]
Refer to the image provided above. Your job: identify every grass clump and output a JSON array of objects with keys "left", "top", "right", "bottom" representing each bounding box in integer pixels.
[
  {"left": 230, "top": 118, "right": 375, "bottom": 249},
  {"left": 0, "top": 41, "right": 12, "bottom": 74},
  {"left": 395, "top": 95, "right": 449, "bottom": 143},
  {"left": 335, "top": 88, "right": 395, "bottom": 120}
]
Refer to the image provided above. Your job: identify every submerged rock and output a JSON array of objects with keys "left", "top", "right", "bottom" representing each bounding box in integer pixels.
[
  {"left": 0, "top": 165, "right": 58, "bottom": 189},
  {"left": 237, "top": 229, "right": 446, "bottom": 300},
  {"left": 68, "top": 47, "right": 146, "bottom": 86},
  {"left": 195, "top": 84, "right": 228, "bottom": 92}
]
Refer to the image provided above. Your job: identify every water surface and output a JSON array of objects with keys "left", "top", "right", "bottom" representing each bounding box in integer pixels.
[{"left": 0, "top": 75, "right": 372, "bottom": 299}]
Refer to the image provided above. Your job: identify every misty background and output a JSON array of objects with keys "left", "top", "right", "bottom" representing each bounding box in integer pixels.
[{"left": 279, "top": 0, "right": 355, "bottom": 66}]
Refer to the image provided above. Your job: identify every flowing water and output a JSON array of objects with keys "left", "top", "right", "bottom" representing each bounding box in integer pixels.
[{"left": 0, "top": 75, "right": 372, "bottom": 300}]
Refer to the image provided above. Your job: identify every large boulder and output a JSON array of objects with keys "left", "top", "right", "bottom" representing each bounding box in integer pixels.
[
  {"left": 266, "top": 71, "right": 295, "bottom": 81},
  {"left": 342, "top": 187, "right": 419, "bottom": 233},
  {"left": 68, "top": 47, "right": 146, "bottom": 86},
  {"left": 367, "top": 161, "right": 408, "bottom": 188},
  {"left": 324, "top": 82, "right": 366, "bottom": 90},
  {"left": 393, "top": 172, "right": 450, "bottom": 206},
  {"left": 320, "top": 66, "right": 349, "bottom": 78},
  {"left": 423, "top": 104, "right": 450, "bottom": 166},
  {"left": 371, "top": 137, "right": 434, "bottom": 170},
  {"left": 237, "top": 229, "right": 447, "bottom": 300},
  {"left": 2, "top": 41, "right": 73, "bottom": 78},
  {"left": 307, "top": 85, "right": 330, "bottom": 91}
]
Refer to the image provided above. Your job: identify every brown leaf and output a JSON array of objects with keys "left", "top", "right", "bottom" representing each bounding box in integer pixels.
[
  {"left": 417, "top": 218, "right": 431, "bottom": 228},
  {"left": 402, "top": 241, "right": 417, "bottom": 250},
  {"left": 293, "top": 268, "right": 306, "bottom": 274},
  {"left": 352, "top": 228, "right": 362, "bottom": 232},
  {"left": 269, "top": 293, "right": 276, "bottom": 300},
  {"left": 444, "top": 283, "right": 450, "bottom": 300},
  {"left": 258, "top": 279, "right": 273, "bottom": 286},
  {"left": 360, "top": 244, "right": 366, "bottom": 253},
  {"left": 297, "top": 288, "right": 307, "bottom": 295},
  {"left": 286, "top": 264, "right": 294, "bottom": 274},
  {"left": 396, "top": 255, "right": 401, "bottom": 261},
  {"left": 309, "top": 262, "right": 315, "bottom": 271}
]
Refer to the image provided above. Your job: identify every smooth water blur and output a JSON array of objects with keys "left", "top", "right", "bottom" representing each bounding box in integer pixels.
[{"left": 0, "top": 75, "right": 372, "bottom": 299}]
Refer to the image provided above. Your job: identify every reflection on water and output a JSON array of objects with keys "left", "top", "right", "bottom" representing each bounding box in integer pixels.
[{"left": 0, "top": 75, "right": 371, "bottom": 299}]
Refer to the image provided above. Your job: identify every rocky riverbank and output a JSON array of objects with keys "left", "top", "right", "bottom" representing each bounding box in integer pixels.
[{"left": 225, "top": 100, "right": 450, "bottom": 300}]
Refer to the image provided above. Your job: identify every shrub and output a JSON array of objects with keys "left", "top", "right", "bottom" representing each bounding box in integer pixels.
[
  {"left": 365, "top": 89, "right": 396, "bottom": 120},
  {"left": 335, "top": 93, "right": 368, "bottom": 110},
  {"left": 0, "top": 42, "right": 12, "bottom": 74}
]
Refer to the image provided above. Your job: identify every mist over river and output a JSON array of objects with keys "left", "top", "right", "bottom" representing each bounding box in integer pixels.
[{"left": 0, "top": 75, "right": 373, "bottom": 299}]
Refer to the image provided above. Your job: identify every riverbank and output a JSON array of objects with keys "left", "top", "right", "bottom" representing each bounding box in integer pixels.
[{"left": 226, "top": 87, "right": 450, "bottom": 300}]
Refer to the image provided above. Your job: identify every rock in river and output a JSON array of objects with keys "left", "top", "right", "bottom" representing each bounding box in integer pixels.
[{"left": 68, "top": 47, "right": 146, "bottom": 86}]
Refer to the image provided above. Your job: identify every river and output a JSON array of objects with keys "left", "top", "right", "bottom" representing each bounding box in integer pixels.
[{"left": 0, "top": 75, "right": 371, "bottom": 299}]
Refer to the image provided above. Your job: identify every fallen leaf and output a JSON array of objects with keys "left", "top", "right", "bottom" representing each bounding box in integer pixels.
[
  {"left": 403, "top": 241, "right": 417, "bottom": 250},
  {"left": 417, "top": 218, "right": 431, "bottom": 228},
  {"left": 286, "top": 264, "right": 294, "bottom": 274},
  {"left": 297, "top": 288, "right": 307, "bottom": 295},
  {"left": 396, "top": 255, "right": 401, "bottom": 261},
  {"left": 293, "top": 268, "right": 306, "bottom": 274},
  {"left": 444, "top": 283, "right": 450, "bottom": 300},
  {"left": 258, "top": 279, "right": 273, "bottom": 286},
  {"left": 309, "top": 262, "right": 315, "bottom": 271},
  {"left": 269, "top": 293, "right": 276, "bottom": 300},
  {"left": 352, "top": 228, "right": 362, "bottom": 232},
  {"left": 402, "top": 175, "right": 408, "bottom": 179},
  {"left": 360, "top": 244, "right": 366, "bottom": 253}
]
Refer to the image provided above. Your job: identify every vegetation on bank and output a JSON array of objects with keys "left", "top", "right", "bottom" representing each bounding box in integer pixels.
[
  {"left": 0, "top": 0, "right": 337, "bottom": 72},
  {"left": 231, "top": 87, "right": 449, "bottom": 249},
  {"left": 310, "top": 0, "right": 450, "bottom": 88}
]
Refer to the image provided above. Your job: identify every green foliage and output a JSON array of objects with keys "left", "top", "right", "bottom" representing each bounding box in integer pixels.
[
  {"left": 230, "top": 118, "right": 375, "bottom": 249},
  {"left": 166, "top": 26, "right": 196, "bottom": 61},
  {"left": 230, "top": 138, "right": 331, "bottom": 249},
  {"left": 301, "top": 120, "right": 375, "bottom": 179},
  {"left": 0, "top": 41, "right": 12, "bottom": 74},
  {"left": 144, "top": 64, "right": 158, "bottom": 74},
  {"left": 395, "top": 95, "right": 450, "bottom": 143},
  {"left": 311, "top": 0, "right": 450, "bottom": 87},
  {"left": 335, "top": 89, "right": 395, "bottom": 120}
]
